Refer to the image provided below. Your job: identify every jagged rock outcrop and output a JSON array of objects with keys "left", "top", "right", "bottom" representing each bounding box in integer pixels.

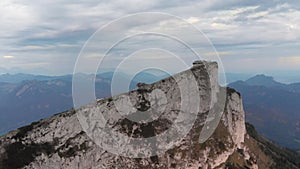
[{"left": 0, "top": 61, "right": 299, "bottom": 169}]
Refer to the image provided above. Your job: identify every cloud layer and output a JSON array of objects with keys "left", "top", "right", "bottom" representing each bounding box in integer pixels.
[{"left": 0, "top": 0, "right": 299, "bottom": 75}]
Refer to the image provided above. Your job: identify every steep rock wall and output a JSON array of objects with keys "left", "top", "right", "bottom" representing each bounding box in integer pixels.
[{"left": 0, "top": 61, "right": 251, "bottom": 169}]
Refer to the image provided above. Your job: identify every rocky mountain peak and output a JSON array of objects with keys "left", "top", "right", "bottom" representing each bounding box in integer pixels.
[{"left": 0, "top": 61, "right": 299, "bottom": 169}]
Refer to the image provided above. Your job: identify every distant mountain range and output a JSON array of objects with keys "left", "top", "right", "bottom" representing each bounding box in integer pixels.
[
  {"left": 0, "top": 72, "right": 166, "bottom": 135},
  {"left": 229, "top": 74, "right": 300, "bottom": 150},
  {"left": 225, "top": 72, "right": 300, "bottom": 84},
  {"left": 0, "top": 73, "right": 72, "bottom": 83}
]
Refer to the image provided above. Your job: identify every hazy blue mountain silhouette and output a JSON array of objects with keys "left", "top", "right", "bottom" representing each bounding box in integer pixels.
[
  {"left": 0, "top": 72, "right": 166, "bottom": 135},
  {"left": 229, "top": 75, "right": 300, "bottom": 150},
  {"left": 245, "top": 74, "right": 286, "bottom": 88},
  {"left": 0, "top": 73, "right": 72, "bottom": 83}
]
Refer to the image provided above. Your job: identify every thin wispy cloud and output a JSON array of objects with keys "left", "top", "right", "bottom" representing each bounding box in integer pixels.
[{"left": 3, "top": 56, "right": 15, "bottom": 59}]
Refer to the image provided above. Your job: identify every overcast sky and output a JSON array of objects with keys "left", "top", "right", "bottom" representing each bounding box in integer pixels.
[{"left": 0, "top": 0, "right": 300, "bottom": 76}]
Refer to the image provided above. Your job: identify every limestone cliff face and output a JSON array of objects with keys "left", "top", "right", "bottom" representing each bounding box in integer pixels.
[{"left": 0, "top": 61, "right": 298, "bottom": 169}]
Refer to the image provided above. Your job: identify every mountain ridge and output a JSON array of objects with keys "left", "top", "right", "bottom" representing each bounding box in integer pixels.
[
  {"left": 0, "top": 71, "right": 167, "bottom": 135},
  {"left": 0, "top": 61, "right": 299, "bottom": 169}
]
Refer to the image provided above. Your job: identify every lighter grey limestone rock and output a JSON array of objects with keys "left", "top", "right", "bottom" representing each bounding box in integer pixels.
[{"left": 0, "top": 61, "right": 255, "bottom": 169}]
